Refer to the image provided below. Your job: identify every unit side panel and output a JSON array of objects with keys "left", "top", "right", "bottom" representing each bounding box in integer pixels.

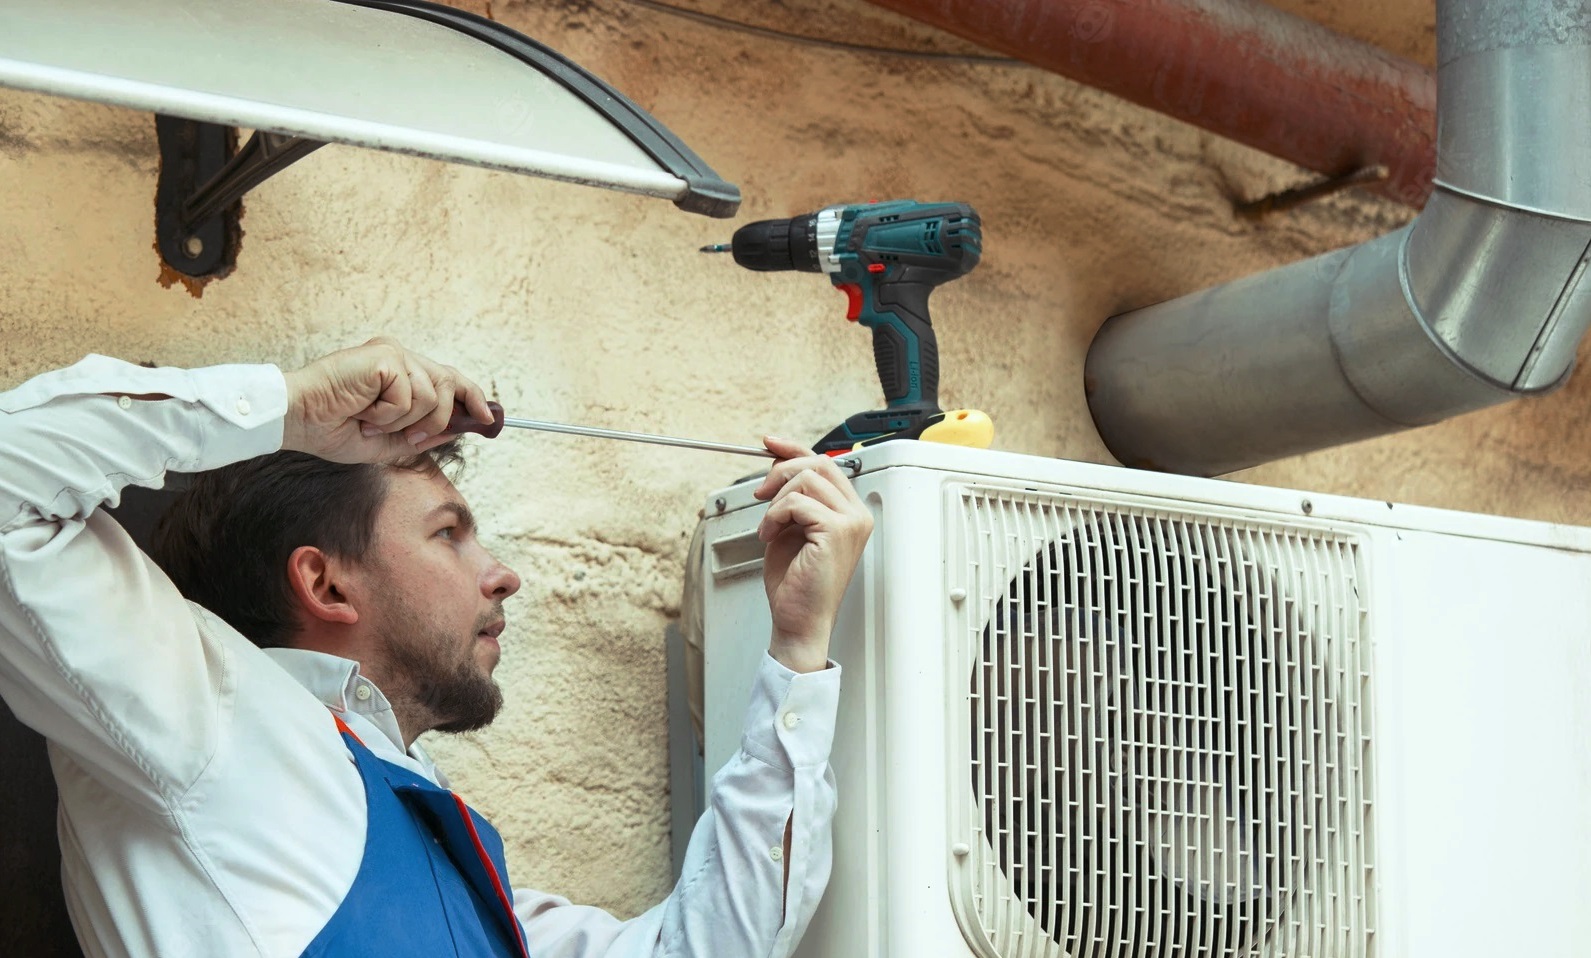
[{"left": 1373, "top": 530, "right": 1591, "bottom": 958}]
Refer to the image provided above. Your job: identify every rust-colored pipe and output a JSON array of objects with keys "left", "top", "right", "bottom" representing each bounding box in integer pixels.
[{"left": 863, "top": 0, "right": 1437, "bottom": 208}]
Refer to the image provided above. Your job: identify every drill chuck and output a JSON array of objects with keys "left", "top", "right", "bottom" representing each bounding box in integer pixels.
[
  {"left": 727, "top": 215, "right": 819, "bottom": 271},
  {"left": 726, "top": 208, "right": 844, "bottom": 272}
]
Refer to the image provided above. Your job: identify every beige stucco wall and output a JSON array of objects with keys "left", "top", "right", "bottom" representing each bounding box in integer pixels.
[{"left": 3, "top": 0, "right": 1586, "bottom": 922}]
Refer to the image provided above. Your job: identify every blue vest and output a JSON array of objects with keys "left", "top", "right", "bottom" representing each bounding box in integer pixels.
[{"left": 300, "top": 717, "right": 529, "bottom": 958}]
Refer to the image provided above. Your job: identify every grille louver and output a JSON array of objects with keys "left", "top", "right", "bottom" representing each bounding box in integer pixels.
[{"left": 952, "top": 487, "right": 1375, "bottom": 958}]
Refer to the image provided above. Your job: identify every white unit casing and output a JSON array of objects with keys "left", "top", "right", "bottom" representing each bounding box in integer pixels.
[{"left": 695, "top": 442, "right": 1591, "bottom": 958}]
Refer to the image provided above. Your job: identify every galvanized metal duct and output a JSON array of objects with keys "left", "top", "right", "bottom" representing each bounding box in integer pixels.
[{"left": 1085, "top": 0, "right": 1591, "bottom": 476}]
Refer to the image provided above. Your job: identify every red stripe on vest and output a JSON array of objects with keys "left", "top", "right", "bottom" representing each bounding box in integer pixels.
[
  {"left": 332, "top": 713, "right": 365, "bottom": 747},
  {"left": 451, "top": 792, "right": 530, "bottom": 958}
]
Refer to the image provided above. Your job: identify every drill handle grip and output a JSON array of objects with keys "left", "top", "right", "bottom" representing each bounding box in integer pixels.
[{"left": 869, "top": 280, "right": 938, "bottom": 409}]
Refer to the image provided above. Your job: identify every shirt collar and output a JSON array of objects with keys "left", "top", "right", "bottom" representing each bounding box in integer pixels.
[{"left": 262, "top": 647, "right": 446, "bottom": 784}]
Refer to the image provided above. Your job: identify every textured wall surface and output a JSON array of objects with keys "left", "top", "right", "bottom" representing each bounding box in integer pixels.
[{"left": 2, "top": 0, "right": 1585, "bottom": 923}]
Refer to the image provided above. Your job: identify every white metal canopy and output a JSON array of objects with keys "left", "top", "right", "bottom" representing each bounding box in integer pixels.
[{"left": 0, "top": 0, "right": 740, "bottom": 216}]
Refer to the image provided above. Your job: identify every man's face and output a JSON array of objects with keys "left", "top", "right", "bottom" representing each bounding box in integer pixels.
[{"left": 359, "top": 466, "right": 521, "bottom": 733}]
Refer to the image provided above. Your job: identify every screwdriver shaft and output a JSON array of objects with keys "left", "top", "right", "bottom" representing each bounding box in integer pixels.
[
  {"left": 449, "top": 402, "right": 861, "bottom": 475},
  {"left": 502, "top": 417, "right": 773, "bottom": 458},
  {"left": 499, "top": 417, "right": 863, "bottom": 475}
]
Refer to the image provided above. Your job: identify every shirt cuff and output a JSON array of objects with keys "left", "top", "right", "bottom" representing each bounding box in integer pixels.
[
  {"left": 0, "top": 355, "right": 287, "bottom": 472},
  {"left": 739, "top": 652, "right": 841, "bottom": 771},
  {"left": 184, "top": 363, "right": 288, "bottom": 470}
]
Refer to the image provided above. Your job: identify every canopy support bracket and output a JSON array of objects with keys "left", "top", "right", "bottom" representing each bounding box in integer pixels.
[{"left": 155, "top": 117, "right": 326, "bottom": 277}]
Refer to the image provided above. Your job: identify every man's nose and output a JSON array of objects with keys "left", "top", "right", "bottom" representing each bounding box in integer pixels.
[{"left": 483, "top": 554, "right": 521, "bottom": 600}]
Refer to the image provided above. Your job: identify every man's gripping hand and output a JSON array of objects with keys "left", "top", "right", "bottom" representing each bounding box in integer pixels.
[
  {"left": 753, "top": 438, "right": 874, "bottom": 674},
  {"left": 281, "top": 337, "right": 493, "bottom": 463}
]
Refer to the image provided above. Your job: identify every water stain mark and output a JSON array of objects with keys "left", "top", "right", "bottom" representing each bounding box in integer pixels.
[{"left": 0, "top": 126, "right": 28, "bottom": 155}]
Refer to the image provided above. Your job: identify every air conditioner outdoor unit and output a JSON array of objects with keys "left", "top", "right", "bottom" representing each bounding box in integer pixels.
[{"left": 691, "top": 442, "right": 1591, "bottom": 958}]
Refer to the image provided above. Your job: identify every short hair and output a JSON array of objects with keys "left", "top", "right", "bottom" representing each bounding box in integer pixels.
[{"left": 150, "top": 440, "right": 465, "bottom": 649}]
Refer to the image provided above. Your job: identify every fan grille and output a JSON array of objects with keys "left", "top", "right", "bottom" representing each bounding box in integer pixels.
[{"left": 954, "top": 488, "right": 1374, "bottom": 958}]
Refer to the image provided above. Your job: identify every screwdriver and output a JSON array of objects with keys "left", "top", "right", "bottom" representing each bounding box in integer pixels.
[{"left": 446, "top": 402, "right": 862, "bottom": 475}]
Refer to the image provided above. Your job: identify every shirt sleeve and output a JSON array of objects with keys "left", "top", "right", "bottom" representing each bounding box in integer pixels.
[
  {"left": 514, "top": 651, "right": 842, "bottom": 958},
  {"left": 0, "top": 355, "right": 287, "bottom": 810}
]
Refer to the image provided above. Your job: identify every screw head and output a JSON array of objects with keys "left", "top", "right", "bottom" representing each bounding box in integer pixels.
[
  {"left": 1301, "top": 499, "right": 1314, "bottom": 515},
  {"left": 714, "top": 497, "right": 727, "bottom": 514},
  {"left": 182, "top": 235, "right": 204, "bottom": 259}
]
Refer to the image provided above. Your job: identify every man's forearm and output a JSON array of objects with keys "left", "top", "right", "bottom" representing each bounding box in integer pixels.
[
  {"left": 515, "top": 653, "right": 840, "bottom": 958},
  {"left": 0, "top": 355, "right": 290, "bottom": 807},
  {"left": 0, "top": 356, "right": 285, "bottom": 526},
  {"left": 658, "top": 653, "right": 839, "bottom": 958}
]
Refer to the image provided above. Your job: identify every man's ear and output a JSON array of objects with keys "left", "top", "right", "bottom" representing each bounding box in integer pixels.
[{"left": 286, "top": 545, "right": 360, "bottom": 626}]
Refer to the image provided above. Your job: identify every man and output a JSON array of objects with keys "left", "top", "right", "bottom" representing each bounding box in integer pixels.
[{"left": 0, "top": 337, "right": 872, "bottom": 958}]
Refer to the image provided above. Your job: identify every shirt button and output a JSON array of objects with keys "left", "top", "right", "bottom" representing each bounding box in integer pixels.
[
  {"left": 236, "top": 397, "right": 251, "bottom": 416},
  {"left": 354, "top": 684, "right": 372, "bottom": 702},
  {"left": 770, "top": 847, "right": 783, "bottom": 862},
  {"left": 117, "top": 396, "right": 133, "bottom": 410},
  {"left": 781, "top": 711, "right": 801, "bottom": 730}
]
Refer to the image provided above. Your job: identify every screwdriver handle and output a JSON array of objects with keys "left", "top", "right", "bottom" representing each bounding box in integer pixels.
[{"left": 447, "top": 400, "right": 505, "bottom": 439}]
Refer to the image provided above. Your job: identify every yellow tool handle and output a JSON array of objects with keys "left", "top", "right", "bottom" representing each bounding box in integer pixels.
[
  {"left": 849, "top": 408, "right": 994, "bottom": 452},
  {"left": 920, "top": 408, "right": 994, "bottom": 449}
]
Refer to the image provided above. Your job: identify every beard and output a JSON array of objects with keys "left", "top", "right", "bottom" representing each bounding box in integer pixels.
[{"left": 375, "top": 592, "right": 505, "bottom": 735}]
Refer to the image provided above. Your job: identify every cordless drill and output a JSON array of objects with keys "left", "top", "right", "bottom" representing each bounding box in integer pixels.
[{"left": 706, "top": 200, "right": 981, "bottom": 453}]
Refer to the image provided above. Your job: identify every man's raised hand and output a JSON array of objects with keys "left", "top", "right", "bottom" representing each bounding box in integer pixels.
[
  {"left": 753, "top": 437, "right": 874, "bottom": 674},
  {"left": 281, "top": 337, "right": 493, "bottom": 463}
]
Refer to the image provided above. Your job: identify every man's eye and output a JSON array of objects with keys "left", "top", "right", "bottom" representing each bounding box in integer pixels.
[{"left": 437, "top": 526, "right": 456, "bottom": 540}]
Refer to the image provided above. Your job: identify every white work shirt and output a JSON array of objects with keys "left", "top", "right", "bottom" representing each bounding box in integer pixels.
[{"left": 0, "top": 355, "right": 841, "bottom": 958}]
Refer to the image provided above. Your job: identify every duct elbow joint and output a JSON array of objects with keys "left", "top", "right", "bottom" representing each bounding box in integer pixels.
[{"left": 1399, "top": 189, "right": 1591, "bottom": 396}]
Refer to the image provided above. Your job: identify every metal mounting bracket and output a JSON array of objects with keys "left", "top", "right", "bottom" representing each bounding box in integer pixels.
[{"left": 155, "top": 121, "right": 326, "bottom": 277}]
